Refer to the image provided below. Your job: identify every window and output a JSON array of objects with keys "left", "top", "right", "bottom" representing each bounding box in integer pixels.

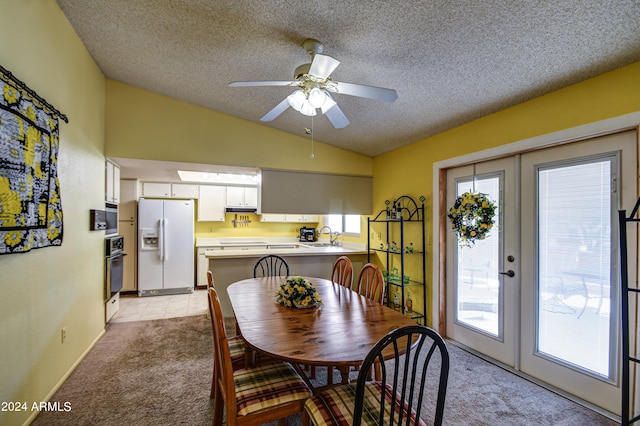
[{"left": 325, "top": 214, "right": 361, "bottom": 235}]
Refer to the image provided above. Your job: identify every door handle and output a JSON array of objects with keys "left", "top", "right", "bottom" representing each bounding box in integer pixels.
[{"left": 499, "top": 270, "right": 515, "bottom": 278}]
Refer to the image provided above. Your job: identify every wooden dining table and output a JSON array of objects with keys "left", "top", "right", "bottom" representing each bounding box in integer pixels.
[{"left": 227, "top": 276, "right": 417, "bottom": 385}]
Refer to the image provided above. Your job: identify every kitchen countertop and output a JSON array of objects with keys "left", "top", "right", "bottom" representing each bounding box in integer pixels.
[{"left": 198, "top": 237, "right": 368, "bottom": 259}]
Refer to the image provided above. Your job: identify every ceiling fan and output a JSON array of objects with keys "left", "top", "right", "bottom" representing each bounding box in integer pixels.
[{"left": 229, "top": 39, "right": 397, "bottom": 129}]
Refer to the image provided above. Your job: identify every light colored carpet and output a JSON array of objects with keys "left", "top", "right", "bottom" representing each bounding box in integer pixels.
[{"left": 32, "top": 315, "right": 617, "bottom": 425}]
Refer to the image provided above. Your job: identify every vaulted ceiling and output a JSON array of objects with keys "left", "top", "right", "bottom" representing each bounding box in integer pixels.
[{"left": 56, "top": 0, "right": 640, "bottom": 157}]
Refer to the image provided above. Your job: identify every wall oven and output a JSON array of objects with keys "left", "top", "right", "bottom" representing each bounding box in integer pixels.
[{"left": 105, "top": 235, "right": 125, "bottom": 300}]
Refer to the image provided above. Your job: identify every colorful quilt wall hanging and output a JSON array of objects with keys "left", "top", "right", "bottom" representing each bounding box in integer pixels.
[{"left": 0, "top": 66, "right": 67, "bottom": 255}]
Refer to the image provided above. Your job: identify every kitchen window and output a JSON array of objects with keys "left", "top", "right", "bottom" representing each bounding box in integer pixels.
[{"left": 326, "top": 214, "right": 361, "bottom": 236}]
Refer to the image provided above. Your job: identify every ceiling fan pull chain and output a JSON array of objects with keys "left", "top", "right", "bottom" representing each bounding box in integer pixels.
[{"left": 310, "top": 115, "right": 315, "bottom": 159}]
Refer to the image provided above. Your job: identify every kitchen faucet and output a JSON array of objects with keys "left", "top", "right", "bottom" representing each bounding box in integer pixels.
[{"left": 317, "top": 226, "right": 340, "bottom": 246}]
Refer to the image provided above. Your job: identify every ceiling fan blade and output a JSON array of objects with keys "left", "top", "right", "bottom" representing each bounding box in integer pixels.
[
  {"left": 229, "top": 81, "right": 296, "bottom": 87},
  {"left": 332, "top": 81, "right": 398, "bottom": 102},
  {"left": 324, "top": 103, "right": 350, "bottom": 129},
  {"left": 260, "top": 98, "right": 291, "bottom": 122},
  {"left": 308, "top": 54, "right": 340, "bottom": 79}
]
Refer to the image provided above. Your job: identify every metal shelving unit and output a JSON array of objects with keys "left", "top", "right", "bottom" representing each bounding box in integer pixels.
[
  {"left": 619, "top": 198, "right": 640, "bottom": 425},
  {"left": 367, "top": 195, "right": 426, "bottom": 325}
]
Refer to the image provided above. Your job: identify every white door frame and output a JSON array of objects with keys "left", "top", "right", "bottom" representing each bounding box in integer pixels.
[{"left": 431, "top": 112, "right": 640, "bottom": 333}]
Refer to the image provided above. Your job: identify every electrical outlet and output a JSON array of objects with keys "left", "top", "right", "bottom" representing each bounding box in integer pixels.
[
  {"left": 61, "top": 327, "right": 67, "bottom": 343},
  {"left": 377, "top": 232, "right": 381, "bottom": 240}
]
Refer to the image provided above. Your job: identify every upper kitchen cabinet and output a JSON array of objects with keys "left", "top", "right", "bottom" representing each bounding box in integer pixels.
[
  {"left": 226, "top": 186, "right": 258, "bottom": 208},
  {"left": 198, "top": 185, "right": 226, "bottom": 222},
  {"left": 171, "top": 183, "right": 199, "bottom": 199},
  {"left": 287, "top": 214, "right": 319, "bottom": 223},
  {"left": 142, "top": 182, "right": 199, "bottom": 199},
  {"left": 259, "top": 214, "right": 319, "bottom": 223},
  {"left": 105, "top": 160, "right": 120, "bottom": 203}
]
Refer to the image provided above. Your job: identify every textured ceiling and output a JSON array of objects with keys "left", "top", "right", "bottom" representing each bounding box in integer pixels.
[{"left": 56, "top": 0, "right": 640, "bottom": 157}]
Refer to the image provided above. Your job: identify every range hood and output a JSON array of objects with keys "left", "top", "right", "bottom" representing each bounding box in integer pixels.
[{"left": 225, "top": 207, "right": 258, "bottom": 213}]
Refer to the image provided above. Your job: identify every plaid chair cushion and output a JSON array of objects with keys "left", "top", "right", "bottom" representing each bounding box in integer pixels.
[
  {"left": 235, "top": 361, "right": 312, "bottom": 416},
  {"left": 304, "top": 382, "right": 426, "bottom": 426},
  {"left": 228, "top": 335, "right": 245, "bottom": 364}
]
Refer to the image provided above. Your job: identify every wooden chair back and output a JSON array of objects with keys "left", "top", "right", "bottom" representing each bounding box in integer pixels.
[
  {"left": 207, "top": 270, "right": 215, "bottom": 288},
  {"left": 331, "top": 256, "right": 353, "bottom": 289},
  {"left": 355, "top": 263, "right": 385, "bottom": 304},
  {"left": 353, "top": 325, "right": 450, "bottom": 426},
  {"left": 254, "top": 255, "right": 290, "bottom": 278},
  {"left": 209, "top": 287, "right": 240, "bottom": 420}
]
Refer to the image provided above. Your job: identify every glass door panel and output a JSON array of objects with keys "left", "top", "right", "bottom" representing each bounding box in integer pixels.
[
  {"left": 537, "top": 159, "right": 613, "bottom": 377},
  {"left": 455, "top": 175, "right": 502, "bottom": 338}
]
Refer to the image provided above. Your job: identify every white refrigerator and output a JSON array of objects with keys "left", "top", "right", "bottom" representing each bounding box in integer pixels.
[{"left": 137, "top": 198, "right": 195, "bottom": 296}]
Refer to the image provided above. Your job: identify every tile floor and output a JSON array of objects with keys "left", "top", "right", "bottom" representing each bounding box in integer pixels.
[{"left": 111, "top": 289, "right": 208, "bottom": 322}]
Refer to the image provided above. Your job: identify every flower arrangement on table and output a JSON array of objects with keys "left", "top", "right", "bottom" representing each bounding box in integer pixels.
[
  {"left": 447, "top": 191, "right": 497, "bottom": 247},
  {"left": 275, "top": 276, "right": 322, "bottom": 308}
]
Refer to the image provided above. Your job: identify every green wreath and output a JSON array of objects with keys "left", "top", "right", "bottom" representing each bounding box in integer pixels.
[{"left": 447, "top": 192, "right": 497, "bottom": 246}]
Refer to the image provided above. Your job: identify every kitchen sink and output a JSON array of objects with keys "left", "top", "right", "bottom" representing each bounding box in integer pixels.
[{"left": 301, "top": 242, "right": 334, "bottom": 247}]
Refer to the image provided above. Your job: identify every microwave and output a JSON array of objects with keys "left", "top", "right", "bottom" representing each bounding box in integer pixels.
[{"left": 105, "top": 203, "right": 118, "bottom": 236}]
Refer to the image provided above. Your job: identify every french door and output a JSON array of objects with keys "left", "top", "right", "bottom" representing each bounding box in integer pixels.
[{"left": 445, "top": 130, "right": 637, "bottom": 414}]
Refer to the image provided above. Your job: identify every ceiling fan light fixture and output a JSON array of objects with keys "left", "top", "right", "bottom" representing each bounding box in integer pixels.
[
  {"left": 299, "top": 101, "right": 317, "bottom": 116},
  {"left": 287, "top": 90, "right": 306, "bottom": 111},
  {"left": 307, "top": 87, "right": 327, "bottom": 108}
]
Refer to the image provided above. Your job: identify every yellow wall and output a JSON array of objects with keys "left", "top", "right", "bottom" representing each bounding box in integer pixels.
[
  {"left": 372, "top": 61, "right": 640, "bottom": 325},
  {"left": 105, "top": 80, "right": 374, "bottom": 176},
  {"left": 0, "top": 1, "right": 107, "bottom": 425}
]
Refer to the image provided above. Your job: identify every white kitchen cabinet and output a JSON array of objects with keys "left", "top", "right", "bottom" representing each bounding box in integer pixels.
[
  {"left": 198, "top": 185, "right": 226, "bottom": 222},
  {"left": 287, "top": 214, "right": 319, "bottom": 223},
  {"left": 172, "top": 183, "right": 199, "bottom": 198},
  {"left": 258, "top": 214, "right": 319, "bottom": 223},
  {"left": 105, "top": 160, "right": 120, "bottom": 203},
  {"left": 226, "top": 186, "right": 258, "bottom": 208},
  {"left": 142, "top": 182, "right": 171, "bottom": 198},
  {"left": 260, "top": 214, "right": 287, "bottom": 222},
  {"left": 142, "top": 182, "right": 199, "bottom": 199}
]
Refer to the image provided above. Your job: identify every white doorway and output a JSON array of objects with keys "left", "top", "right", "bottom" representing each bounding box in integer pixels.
[{"left": 443, "top": 129, "right": 637, "bottom": 414}]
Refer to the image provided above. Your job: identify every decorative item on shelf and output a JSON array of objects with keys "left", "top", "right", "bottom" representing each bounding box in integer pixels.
[
  {"left": 404, "top": 242, "right": 414, "bottom": 253},
  {"left": 391, "top": 241, "right": 398, "bottom": 252},
  {"left": 275, "top": 276, "right": 322, "bottom": 308},
  {"left": 405, "top": 292, "right": 413, "bottom": 313},
  {"left": 447, "top": 191, "right": 497, "bottom": 247},
  {"left": 385, "top": 200, "right": 391, "bottom": 219}
]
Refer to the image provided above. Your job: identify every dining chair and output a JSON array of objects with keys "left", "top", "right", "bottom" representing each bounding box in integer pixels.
[
  {"left": 210, "top": 287, "right": 312, "bottom": 426},
  {"left": 355, "top": 263, "right": 385, "bottom": 304},
  {"left": 207, "top": 285, "right": 246, "bottom": 398},
  {"left": 331, "top": 256, "right": 354, "bottom": 289},
  {"left": 303, "top": 325, "right": 450, "bottom": 426},
  {"left": 253, "top": 254, "right": 290, "bottom": 278}
]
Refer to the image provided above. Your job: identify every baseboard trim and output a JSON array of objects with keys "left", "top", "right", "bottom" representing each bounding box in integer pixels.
[{"left": 23, "top": 328, "right": 106, "bottom": 426}]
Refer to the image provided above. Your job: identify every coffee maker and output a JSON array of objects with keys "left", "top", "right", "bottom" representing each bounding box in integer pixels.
[{"left": 299, "top": 227, "right": 316, "bottom": 242}]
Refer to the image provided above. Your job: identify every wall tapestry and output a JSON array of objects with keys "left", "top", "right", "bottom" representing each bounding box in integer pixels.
[{"left": 0, "top": 65, "right": 68, "bottom": 255}]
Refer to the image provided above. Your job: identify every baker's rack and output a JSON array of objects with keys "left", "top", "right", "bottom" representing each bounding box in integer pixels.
[{"left": 619, "top": 197, "right": 640, "bottom": 425}]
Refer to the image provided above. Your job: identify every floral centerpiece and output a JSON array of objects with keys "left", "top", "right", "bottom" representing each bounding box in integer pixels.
[
  {"left": 276, "top": 276, "right": 322, "bottom": 308},
  {"left": 447, "top": 191, "right": 497, "bottom": 247}
]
